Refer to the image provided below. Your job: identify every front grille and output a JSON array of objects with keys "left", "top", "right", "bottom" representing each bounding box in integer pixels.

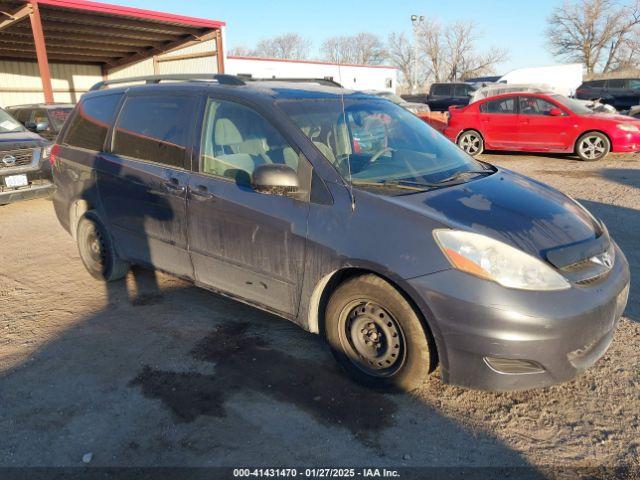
[{"left": 0, "top": 148, "right": 36, "bottom": 169}]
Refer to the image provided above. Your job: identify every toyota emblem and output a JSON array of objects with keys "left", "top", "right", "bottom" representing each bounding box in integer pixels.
[
  {"left": 590, "top": 251, "right": 613, "bottom": 270},
  {"left": 2, "top": 155, "right": 16, "bottom": 166}
]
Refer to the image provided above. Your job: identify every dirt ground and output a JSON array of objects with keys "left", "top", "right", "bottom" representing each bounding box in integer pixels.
[{"left": 1, "top": 153, "right": 639, "bottom": 477}]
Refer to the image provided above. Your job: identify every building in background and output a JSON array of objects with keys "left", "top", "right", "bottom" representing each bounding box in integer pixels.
[
  {"left": 226, "top": 56, "right": 398, "bottom": 93},
  {"left": 0, "top": 0, "right": 225, "bottom": 107}
]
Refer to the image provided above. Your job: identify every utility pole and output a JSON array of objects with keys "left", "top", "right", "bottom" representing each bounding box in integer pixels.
[{"left": 410, "top": 14, "right": 424, "bottom": 94}]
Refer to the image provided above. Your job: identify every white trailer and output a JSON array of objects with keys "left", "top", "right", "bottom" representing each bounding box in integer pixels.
[
  {"left": 226, "top": 56, "right": 398, "bottom": 92},
  {"left": 498, "top": 64, "right": 584, "bottom": 97}
]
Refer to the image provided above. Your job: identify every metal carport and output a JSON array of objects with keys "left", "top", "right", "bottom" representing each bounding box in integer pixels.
[{"left": 0, "top": 0, "right": 225, "bottom": 103}]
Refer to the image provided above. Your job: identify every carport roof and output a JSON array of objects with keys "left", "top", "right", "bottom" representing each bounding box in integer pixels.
[{"left": 0, "top": 0, "right": 225, "bottom": 68}]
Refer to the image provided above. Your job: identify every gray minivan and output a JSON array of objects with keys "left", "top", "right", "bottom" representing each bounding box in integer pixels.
[{"left": 51, "top": 74, "right": 630, "bottom": 392}]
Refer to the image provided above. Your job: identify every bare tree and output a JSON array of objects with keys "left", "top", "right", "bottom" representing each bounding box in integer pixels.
[
  {"left": 254, "top": 33, "right": 312, "bottom": 60},
  {"left": 417, "top": 19, "right": 445, "bottom": 82},
  {"left": 547, "top": 0, "right": 640, "bottom": 74},
  {"left": 386, "top": 32, "right": 423, "bottom": 92},
  {"left": 320, "top": 33, "right": 386, "bottom": 64},
  {"left": 415, "top": 20, "right": 507, "bottom": 83}
]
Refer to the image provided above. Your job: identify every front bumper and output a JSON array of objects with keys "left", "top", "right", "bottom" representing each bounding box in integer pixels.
[
  {"left": 611, "top": 131, "right": 640, "bottom": 153},
  {"left": 408, "top": 244, "right": 630, "bottom": 391},
  {"left": 0, "top": 179, "right": 55, "bottom": 204}
]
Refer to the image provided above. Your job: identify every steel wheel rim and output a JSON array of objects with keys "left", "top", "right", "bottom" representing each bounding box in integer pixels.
[
  {"left": 84, "top": 224, "right": 106, "bottom": 268},
  {"left": 579, "top": 136, "right": 606, "bottom": 160},
  {"left": 459, "top": 133, "right": 481, "bottom": 154},
  {"left": 338, "top": 300, "right": 406, "bottom": 378}
]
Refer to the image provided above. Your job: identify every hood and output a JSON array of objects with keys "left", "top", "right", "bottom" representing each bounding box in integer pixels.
[
  {"left": 588, "top": 113, "right": 640, "bottom": 124},
  {"left": 386, "top": 169, "right": 601, "bottom": 260},
  {"left": 0, "top": 129, "right": 46, "bottom": 145}
]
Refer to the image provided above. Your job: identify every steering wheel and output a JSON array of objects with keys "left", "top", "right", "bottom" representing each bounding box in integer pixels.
[{"left": 369, "top": 147, "right": 394, "bottom": 164}]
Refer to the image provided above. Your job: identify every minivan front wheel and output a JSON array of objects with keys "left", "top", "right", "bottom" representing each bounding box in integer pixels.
[
  {"left": 457, "top": 130, "right": 484, "bottom": 156},
  {"left": 76, "top": 211, "right": 129, "bottom": 282},
  {"left": 576, "top": 132, "right": 610, "bottom": 161},
  {"left": 325, "top": 274, "right": 434, "bottom": 391}
]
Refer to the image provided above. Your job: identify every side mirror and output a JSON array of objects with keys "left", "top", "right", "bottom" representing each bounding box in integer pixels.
[
  {"left": 251, "top": 164, "right": 299, "bottom": 196},
  {"left": 549, "top": 108, "right": 564, "bottom": 117},
  {"left": 36, "top": 122, "right": 49, "bottom": 132},
  {"left": 24, "top": 121, "right": 37, "bottom": 132}
]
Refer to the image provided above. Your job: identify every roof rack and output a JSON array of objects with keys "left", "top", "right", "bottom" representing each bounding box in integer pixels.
[
  {"left": 89, "top": 74, "right": 245, "bottom": 91},
  {"left": 237, "top": 75, "right": 342, "bottom": 88}
]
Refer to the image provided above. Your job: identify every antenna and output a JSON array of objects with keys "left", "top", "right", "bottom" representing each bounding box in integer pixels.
[{"left": 337, "top": 64, "right": 356, "bottom": 211}]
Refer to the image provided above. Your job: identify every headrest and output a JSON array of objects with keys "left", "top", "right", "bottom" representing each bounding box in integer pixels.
[{"left": 215, "top": 118, "right": 242, "bottom": 146}]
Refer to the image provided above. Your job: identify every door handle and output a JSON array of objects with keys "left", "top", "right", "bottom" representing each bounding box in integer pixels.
[
  {"left": 190, "top": 184, "right": 216, "bottom": 199},
  {"left": 164, "top": 177, "right": 186, "bottom": 192}
]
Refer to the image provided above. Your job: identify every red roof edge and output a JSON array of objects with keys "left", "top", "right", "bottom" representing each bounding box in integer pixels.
[
  {"left": 36, "top": 0, "right": 226, "bottom": 28},
  {"left": 227, "top": 55, "right": 399, "bottom": 70}
]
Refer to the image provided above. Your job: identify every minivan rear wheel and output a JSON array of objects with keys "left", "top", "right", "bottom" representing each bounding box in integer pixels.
[
  {"left": 325, "top": 274, "right": 434, "bottom": 391},
  {"left": 457, "top": 130, "right": 484, "bottom": 156},
  {"left": 76, "top": 211, "right": 129, "bottom": 282},
  {"left": 576, "top": 132, "right": 610, "bottom": 161}
]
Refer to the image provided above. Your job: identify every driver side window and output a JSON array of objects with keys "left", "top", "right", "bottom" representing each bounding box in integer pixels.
[
  {"left": 518, "top": 97, "right": 558, "bottom": 116},
  {"left": 200, "top": 99, "right": 299, "bottom": 184}
]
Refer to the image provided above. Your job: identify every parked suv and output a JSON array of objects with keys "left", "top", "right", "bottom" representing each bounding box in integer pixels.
[
  {"left": 7, "top": 103, "right": 74, "bottom": 141},
  {"left": 403, "top": 83, "right": 475, "bottom": 112},
  {"left": 575, "top": 78, "right": 640, "bottom": 111},
  {"left": 52, "top": 74, "right": 629, "bottom": 392},
  {"left": 0, "top": 107, "right": 54, "bottom": 205}
]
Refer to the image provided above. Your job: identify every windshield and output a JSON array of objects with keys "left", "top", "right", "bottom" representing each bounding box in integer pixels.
[
  {"left": 278, "top": 98, "right": 484, "bottom": 189},
  {"left": 0, "top": 108, "right": 25, "bottom": 133},
  {"left": 552, "top": 95, "right": 593, "bottom": 115},
  {"left": 49, "top": 107, "right": 73, "bottom": 131}
]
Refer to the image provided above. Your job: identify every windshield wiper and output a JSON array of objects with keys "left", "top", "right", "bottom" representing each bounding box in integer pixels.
[
  {"left": 351, "top": 179, "right": 434, "bottom": 192},
  {"left": 433, "top": 169, "right": 493, "bottom": 185}
]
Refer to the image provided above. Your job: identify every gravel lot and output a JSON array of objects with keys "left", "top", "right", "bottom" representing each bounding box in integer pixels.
[{"left": 1, "top": 153, "right": 639, "bottom": 477}]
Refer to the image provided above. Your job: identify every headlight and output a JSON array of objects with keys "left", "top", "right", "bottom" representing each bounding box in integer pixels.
[
  {"left": 616, "top": 124, "right": 640, "bottom": 132},
  {"left": 42, "top": 146, "right": 52, "bottom": 159},
  {"left": 433, "top": 229, "right": 570, "bottom": 291}
]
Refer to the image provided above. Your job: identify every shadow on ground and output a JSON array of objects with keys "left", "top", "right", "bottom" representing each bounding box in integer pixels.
[{"left": 0, "top": 267, "right": 543, "bottom": 473}]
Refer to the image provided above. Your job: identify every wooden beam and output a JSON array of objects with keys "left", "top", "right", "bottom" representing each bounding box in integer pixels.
[
  {"left": 105, "top": 28, "right": 220, "bottom": 71},
  {"left": 28, "top": 0, "right": 54, "bottom": 103},
  {"left": 0, "top": 50, "right": 112, "bottom": 63},
  {"left": 155, "top": 50, "right": 216, "bottom": 63},
  {"left": 1, "top": 29, "right": 162, "bottom": 52},
  {"left": 39, "top": 9, "right": 204, "bottom": 36},
  {"left": 0, "top": 3, "right": 32, "bottom": 32},
  {"left": 0, "top": 45, "right": 122, "bottom": 60},
  {"left": 12, "top": 20, "right": 181, "bottom": 43},
  {"left": 0, "top": 36, "right": 135, "bottom": 54},
  {"left": 216, "top": 28, "right": 224, "bottom": 73}
]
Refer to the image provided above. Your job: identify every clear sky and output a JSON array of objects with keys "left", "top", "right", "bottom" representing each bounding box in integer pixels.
[{"left": 105, "top": 0, "right": 561, "bottom": 74}]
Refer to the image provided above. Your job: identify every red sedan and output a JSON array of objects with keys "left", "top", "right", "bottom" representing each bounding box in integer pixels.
[{"left": 444, "top": 92, "right": 640, "bottom": 161}]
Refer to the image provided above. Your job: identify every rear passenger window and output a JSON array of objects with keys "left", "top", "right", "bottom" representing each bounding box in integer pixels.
[
  {"left": 587, "top": 80, "right": 605, "bottom": 88},
  {"left": 480, "top": 98, "right": 516, "bottom": 114},
  {"left": 432, "top": 84, "right": 450, "bottom": 96},
  {"left": 113, "top": 95, "right": 196, "bottom": 168},
  {"left": 607, "top": 79, "right": 625, "bottom": 89},
  {"left": 63, "top": 94, "right": 122, "bottom": 151},
  {"left": 454, "top": 84, "right": 471, "bottom": 96},
  {"left": 200, "top": 98, "right": 299, "bottom": 183}
]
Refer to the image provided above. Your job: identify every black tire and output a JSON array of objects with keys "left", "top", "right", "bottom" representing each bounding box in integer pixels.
[
  {"left": 575, "top": 132, "right": 610, "bottom": 161},
  {"left": 76, "top": 211, "right": 129, "bottom": 282},
  {"left": 325, "top": 274, "right": 434, "bottom": 391},
  {"left": 457, "top": 130, "right": 484, "bottom": 156}
]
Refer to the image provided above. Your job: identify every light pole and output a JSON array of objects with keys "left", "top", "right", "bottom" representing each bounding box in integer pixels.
[{"left": 410, "top": 14, "right": 424, "bottom": 94}]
